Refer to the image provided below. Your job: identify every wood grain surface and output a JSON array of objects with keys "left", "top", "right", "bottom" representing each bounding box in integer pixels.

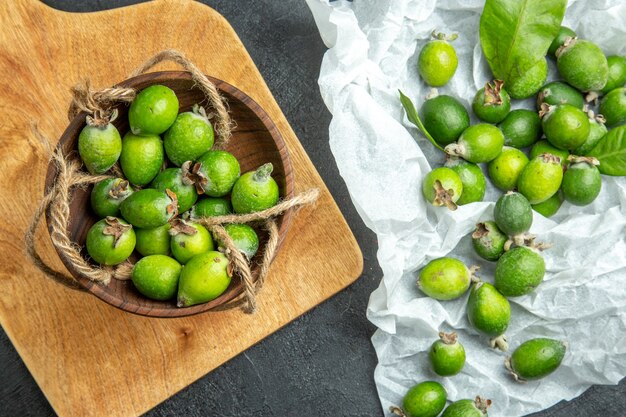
[{"left": 0, "top": 1, "right": 363, "bottom": 416}]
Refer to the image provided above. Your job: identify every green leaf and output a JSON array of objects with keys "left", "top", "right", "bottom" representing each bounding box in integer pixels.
[
  {"left": 398, "top": 90, "right": 444, "bottom": 152},
  {"left": 479, "top": 0, "right": 566, "bottom": 83},
  {"left": 588, "top": 125, "right": 626, "bottom": 176}
]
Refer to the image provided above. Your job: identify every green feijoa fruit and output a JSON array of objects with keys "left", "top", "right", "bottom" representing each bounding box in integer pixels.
[
  {"left": 418, "top": 34, "right": 458, "bottom": 87},
  {"left": 467, "top": 281, "right": 511, "bottom": 351},
  {"left": 536, "top": 81, "right": 585, "bottom": 110},
  {"left": 429, "top": 332, "right": 466, "bottom": 376},
  {"left": 85, "top": 217, "right": 135, "bottom": 266},
  {"left": 220, "top": 224, "right": 259, "bottom": 259},
  {"left": 177, "top": 251, "right": 232, "bottom": 307},
  {"left": 495, "top": 247, "right": 545, "bottom": 297},
  {"left": 599, "top": 87, "right": 626, "bottom": 127},
  {"left": 472, "top": 80, "right": 510, "bottom": 124},
  {"left": 601, "top": 56, "right": 626, "bottom": 95},
  {"left": 548, "top": 26, "right": 576, "bottom": 57},
  {"left": 472, "top": 221, "right": 507, "bottom": 261},
  {"left": 507, "top": 58, "right": 548, "bottom": 100},
  {"left": 574, "top": 115, "right": 608, "bottom": 156},
  {"left": 556, "top": 38, "right": 608, "bottom": 92},
  {"left": 530, "top": 140, "right": 569, "bottom": 167},
  {"left": 90, "top": 178, "right": 133, "bottom": 218},
  {"left": 445, "top": 157, "right": 486, "bottom": 205},
  {"left": 420, "top": 95, "right": 470, "bottom": 146},
  {"left": 78, "top": 122, "right": 122, "bottom": 174},
  {"left": 418, "top": 257, "right": 471, "bottom": 300},
  {"left": 445, "top": 124, "right": 504, "bottom": 164},
  {"left": 518, "top": 154, "right": 564, "bottom": 204},
  {"left": 129, "top": 84, "right": 179, "bottom": 135},
  {"left": 441, "top": 397, "right": 492, "bottom": 417},
  {"left": 119, "top": 132, "right": 164, "bottom": 186},
  {"left": 506, "top": 338, "right": 566, "bottom": 382},
  {"left": 562, "top": 157, "right": 602, "bottom": 206},
  {"left": 135, "top": 223, "right": 171, "bottom": 256},
  {"left": 532, "top": 191, "right": 563, "bottom": 218},
  {"left": 151, "top": 167, "right": 198, "bottom": 213},
  {"left": 231, "top": 163, "right": 280, "bottom": 214},
  {"left": 494, "top": 191, "right": 533, "bottom": 237},
  {"left": 186, "top": 150, "right": 240, "bottom": 197},
  {"left": 488, "top": 147, "right": 529, "bottom": 191},
  {"left": 498, "top": 109, "right": 542, "bottom": 149},
  {"left": 422, "top": 167, "right": 463, "bottom": 210},
  {"left": 120, "top": 188, "right": 177, "bottom": 228},
  {"left": 164, "top": 104, "right": 215, "bottom": 166},
  {"left": 169, "top": 219, "right": 214, "bottom": 264},
  {"left": 190, "top": 198, "right": 232, "bottom": 219},
  {"left": 541, "top": 104, "right": 590, "bottom": 150},
  {"left": 392, "top": 381, "right": 447, "bottom": 417},
  {"left": 131, "top": 255, "right": 182, "bottom": 301}
]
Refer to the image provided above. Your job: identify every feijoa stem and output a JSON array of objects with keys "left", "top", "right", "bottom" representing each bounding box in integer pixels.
[
  {"left": 484, "top": 80, "right": 504, "bottom": 106},
  {"left": 444, "top": 142, "right": 466, "bottom": 159},
  {"left": 389, "top": 406, "right": 407, "bottom": 417},
  {"left": 490, "top": 335, "right": 509, "bottom": 352},
  {"left": 469, "top": 265, "right": 481, "bottom": 283},
  {"left": 439, "top": 331, "right": 458, "bottom": 345},
  {"left": 102, "top": 216, "right": 132, "bottom": 248},
  {"left": 474, "top": 396, "right": 492, "bottom": 414},
  {"left": 433, "top": 180, "right": 458, "bottom": 211},
  {"left": 504, "top": 356, "right": 526, "bottom": 383},
  {"left": 253, "top": 163, "right": 274, "bottom": 182},
  {"left": 555, "top": 36, "right": 577, "bottom": 59},
  {"left": 432, "top": 30, "right": 458, "bottom": 42},
  {"left": 108, "top": 179, "right": 131, "bottom": 200},
  {"left": 169, "top": 219, "right": 198, "bottom": 236},
  {"left": 567, "top": 155, "right": 600, "bottom": 166}
]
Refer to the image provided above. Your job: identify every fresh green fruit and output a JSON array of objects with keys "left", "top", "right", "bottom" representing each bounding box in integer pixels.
[
  {"left": 135, "top": 223, "right": 171, "bottom": 256},
  {"left": 398, "top": 381, "right": 447, "bottom": 417},
  {"left": 422, "top": 167, "right": 463, "bottom": 210},
  {"left": 556, "top": 38, "right": 608, "bottom": 92},
  {"left": 507, "top": 58, "right": 548, "bottom": 99},
  {"left": 186, "top": 150, "right": 240, "bottom": 197},
  {"left": 472, "top": 221, "right": 507, "bottom": 261},
  {"left": 231, "top": 163, "right": 280, "bottom": 213},
  {"left": 532, "top": 191, "right": 563, "bottom": 218},
  {"left": 120, "top": 188, "right": 177, "bottom": 228},
  {"left": 151, "top": 167, "right": 198, "bottom": 213},
  {"left": 131, "top": 255, "right": 182, "bottom": 300},
  {"left": 164, "top": 104, "right": 215, "bottom": 166},
  {"left": 441, "top": 397, "right": 492, "bottom": 417},
  {"left": 445, "top": 158, "right": 486, "bottom": 205},
  {"left": 599, "top": 87, "right": 626, "bottom": 127},
  {"left": 487, "top": 147, "right": 529, "bottom": 191},
  {"left": 169, "top": 220, "right": 214, "bottom": 264},
  {"left": 445, "top": 124, "right": 504, "bottom": 164},
  {"left": 574, "top": 115, "right": 608, "bottom": 156},
  {"left": 90, "top": 178, "right": 133, "bottom": 218},
  {"left": 420, "top": 95, "right": 470, "bottom": 146},
  {"left": 562, "top": 157, "right": 602, "bottom": 206},
  {"left": 530, "top": 140, "right": 569, "bottom": 167},
  {"left": 467, "top": 281, "right": 510, "bottom": 351},
  {"left": 498, "top": 109, "right": 541, "bottom": 149},
  {"left": 541, "top": 104, "right": 590, "bottom": 150},
  {"left": 472, "top": 80, "right": 510, "bottom": 123},
  {"left": 220, "top": 224, "right": 259, "bottom": 259},
  {"left": 494, "top": 191, "right": 533, "bottom": 236},
  {"left": 495, "top": 247, "right": 545, "bottom": 297},
  {"left": 78, "top": 122, "right": 122, "bottom": 174},
  {"left": 548, "top": 26, "right": 576, "bottom": 57},
  {"left": 517, "top": 154, "right": 564, "bottom": 204},
  {"left": 85, "top": 217, "right": 135, "bottom": 266},
  {"left": 506, "top": 338, "right": 566, "bottom": 382},
  {"left": 190, "top": 198, "right": 232, "bottom": 219},
  {"left": 119, "top": 132, "right": 164, "bottom": 186},
  {"left": 418, "top": 257, "right": 472, "bottom": 300},
  {"left": 129, "top": 84, "right": 179, "bottom": 135},
  {"left": 418, "top": 35, "right": 458, "bottom": 87},
  {"left": 177, "top": 251, "right": 232, "bottom": 307},
  {"left": 536, "top": 81, "right": 585, "bottom": 110},
  {"left": 601, "top": 56, "right": 626, "bottom": 95},
  {"left": 429, "top": 332, "right": 465, "bottom": 376}
]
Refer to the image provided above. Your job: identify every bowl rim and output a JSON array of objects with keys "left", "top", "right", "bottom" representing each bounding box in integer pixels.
[{"left": 44, "top": 70, "right": 295, "bottom": 317}]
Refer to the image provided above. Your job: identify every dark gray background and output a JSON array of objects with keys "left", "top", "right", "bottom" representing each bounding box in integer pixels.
[{"left": 1, "top": 1, "right": 623, "bottom": 416}]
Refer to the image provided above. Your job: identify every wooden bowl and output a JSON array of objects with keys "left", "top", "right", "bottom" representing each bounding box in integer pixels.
[{"left": 45, "top": 71, "right": 294, "bottom": 317}]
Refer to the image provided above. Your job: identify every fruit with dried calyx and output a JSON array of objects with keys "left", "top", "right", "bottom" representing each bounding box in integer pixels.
[
  {"left": 135, "top": 223, "right": 171, "bottom": 256},
  {"left": 441, "top": 397, "right": 492, "bottom": 417},
  {"left": 498, "top": 109, "right": 542, "bottom": 149},
  {"left": 129, "top": 84, "right": 179, "bottom": 135},
  {"left": 507, "top": 58, "right": 548, "bottom": 99},
  {"left": 445, "top": 124, "right": 504, "bottom": 164},
  {"left": 444, "top": 157, "right": 486, "bottom": 205},
  {"left": 472, "top": 221, "right": 507, "bottom": 261},
  {"left": 119, "top": 132, "right": 164, "bottom": 186},
  {"left": 169, "top": 219, "right": 214, "bottom": 264},
  {"left": 517, "top": 154, "right": 564, "bottom": 204},
  {"left": 120, "top": 188, "right": 178, "bottom": 229},
  {"left": 422, "top": 167, "right": 463, "bottom": 210},
  {"left": 472, "top": 80, "right": 510, "bottom": 123},
  {"left": 540, "top": 103, "right": 590, "bottom": 151},
  {"left": 420, "top": 94, "right": 470, "bottom": 146},
  {"left": 78, "top": 110, "right": 122, "bottom": 175},
  {"left": 599, "top": 87, "right": 626, "bottom": 127},
  {"left": 164, "top": 104, "right": 214, "bottom": 166},
  {"left": 536, "top": 81, "right": 584, "bottom": 110},
  {"left": 131, "top": 255, "right": 182, "bottom": 301},
  {"left": 177, "top": 251, "right": 233, "bottom": 307},
  {"left": 231, "top": 163, "right": 280, "bottom": 214},
  {"left": 390, "top": 381, "right": 447, "bottom": 417},
  {"left": 561, "top": 156, "right": 602, "bottom": 206},
  {"left": 495, "top": 246, "right": 545, "bottom": 297},
  {"left": 467, "top": 280, "right": 510, "bottom": 351},
  {"left": 85, "top": 217, "right": 136, "bottom": 266},
  {"left": 418, "top": 31, "right": 458, "bottom": 87},
  {"left": 418, "top": 257, "right": 475, "bottom": 301},
  {"left": 151, "top": 166, "right": 198, "bottom": 213},
  {"left": 488, "top": 147, "right": 529, "bottom": 191},
  {"left": 529, "top": 140, "right": 569, "bottom": 167},
  {"left": 505, "top": 338, "right": 566, "bottom": 382},
  {"left": 556, "top": 37, "right": 608, "bottom": 92},
  {"left": 494, "top": 191, "right": 533, "bottom": 238},
  {"left": 185, "top": 150, "right": 240, "bottom": 197},
  {"left": 548, "top": 26, "right": 576, "bottom": 57},
  {"left": 90, "top": 178, "right": 133, "bottom": 218},
  {"left": 429, "top": 332, "right": 466, "bottom": 376}
]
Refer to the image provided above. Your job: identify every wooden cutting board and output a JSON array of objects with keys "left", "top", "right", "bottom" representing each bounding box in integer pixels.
[{"left": 0, "top": 1, "right": 363, "bottom": 416}]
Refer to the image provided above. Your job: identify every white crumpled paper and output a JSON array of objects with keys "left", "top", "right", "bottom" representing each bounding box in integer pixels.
[{"left": 305, "top": 0, "right": 626, "bottom": 415}]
